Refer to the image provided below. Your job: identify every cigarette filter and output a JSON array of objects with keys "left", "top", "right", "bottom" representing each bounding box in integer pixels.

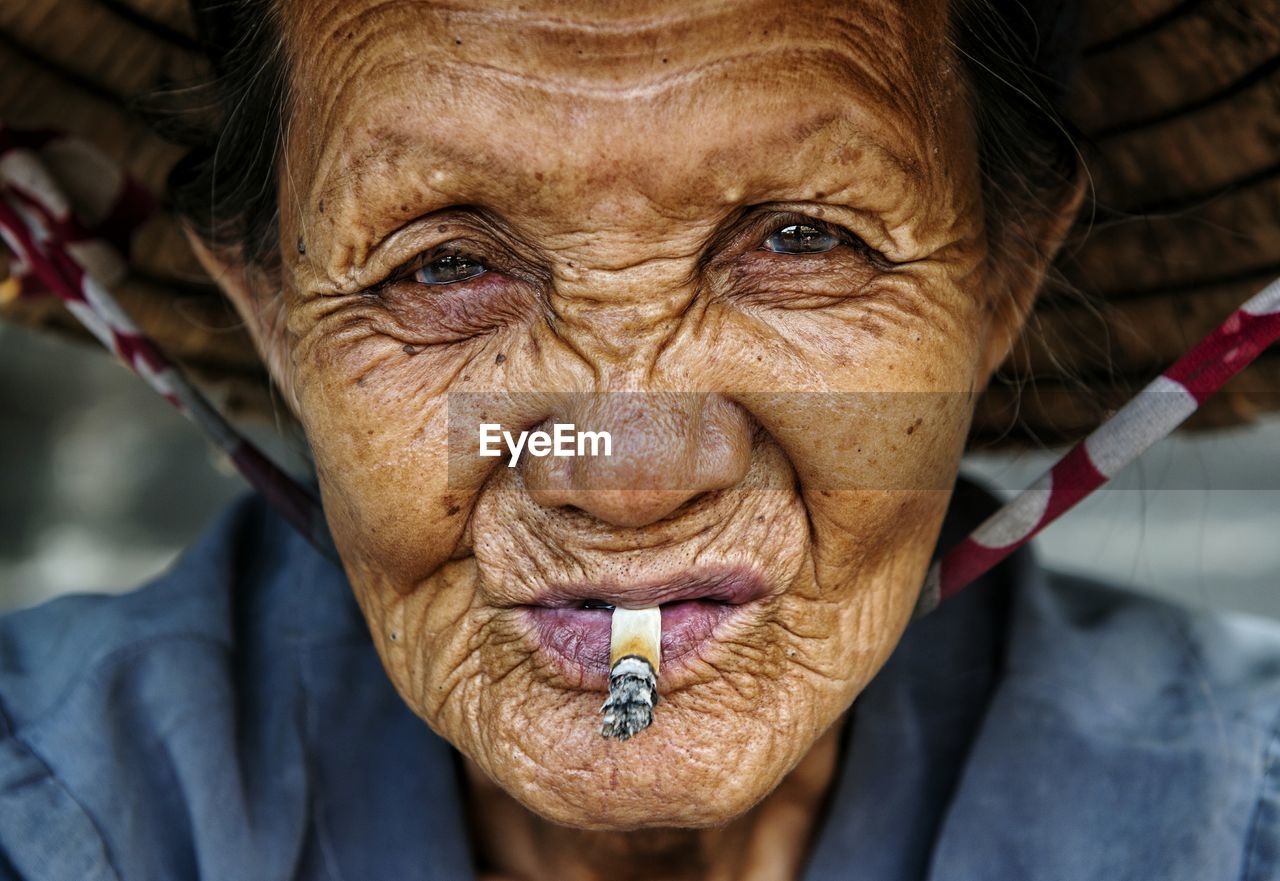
[{"left": 600, "top": 606, "right": 661, "bottom": 740}]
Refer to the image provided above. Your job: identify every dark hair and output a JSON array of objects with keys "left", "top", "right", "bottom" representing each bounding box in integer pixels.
[
  {"left": 166, "top": 0, "right": 288, "bottom": 270},
  {"left": 951, "top": 0, "right": 1083, "bottom": 260},
  {"left": 168, "top": 0, "right": 1081, "bottom": 273}
]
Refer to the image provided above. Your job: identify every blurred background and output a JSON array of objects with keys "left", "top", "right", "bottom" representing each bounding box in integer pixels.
[{"left": 1, "top": 320, "right": 1278, "bottom": 618}]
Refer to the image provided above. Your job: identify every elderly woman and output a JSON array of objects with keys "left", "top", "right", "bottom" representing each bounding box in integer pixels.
[{"left": 2, "top": 0, "right": 1279, "bottom": 879}]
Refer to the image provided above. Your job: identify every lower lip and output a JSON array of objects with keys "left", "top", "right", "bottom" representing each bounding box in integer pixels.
[{"left": 526, "top": 600, "right": 742, "bottom": 679}]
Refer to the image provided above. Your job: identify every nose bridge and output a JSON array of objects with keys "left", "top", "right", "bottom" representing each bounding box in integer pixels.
[
  {"left": 548, "top": 254, "right": 699, "bottom": 382},
  {"left": 516, "top": 244, "right": 750, "bottom": 526},
  {"left": 522, "top": 390, "right": 752, "bottom": 528}
]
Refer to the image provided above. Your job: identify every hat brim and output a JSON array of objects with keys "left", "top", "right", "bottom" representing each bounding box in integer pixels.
[{"left": 2, "top": 0, "right": 1277, "bottom": 443}]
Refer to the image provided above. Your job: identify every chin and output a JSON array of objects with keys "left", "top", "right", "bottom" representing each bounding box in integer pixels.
[{"left": 459, "top": 681, "right": 822, "bottom": 831}]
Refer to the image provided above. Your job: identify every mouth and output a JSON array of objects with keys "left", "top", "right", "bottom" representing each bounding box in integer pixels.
[{"left": 520, "top": 568, "right": 771, "bottom": 683}]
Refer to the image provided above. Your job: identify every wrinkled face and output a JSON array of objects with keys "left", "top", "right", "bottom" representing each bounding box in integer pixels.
[{"left": 266, "top": 0, "right": 1005, "bottom": 830}]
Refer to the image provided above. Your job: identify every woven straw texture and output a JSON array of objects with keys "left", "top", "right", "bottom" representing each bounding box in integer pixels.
[{"left": 2, "top": 0, "right": 1278, "bottom": 443}]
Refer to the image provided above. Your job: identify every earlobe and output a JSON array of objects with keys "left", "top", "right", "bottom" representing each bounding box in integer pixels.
[
  {"left": 182, "top": 227, "right": 300, "bottom": 415},
  {"left": 976, "top": 170, "right": 1088, "bottom": 384}
]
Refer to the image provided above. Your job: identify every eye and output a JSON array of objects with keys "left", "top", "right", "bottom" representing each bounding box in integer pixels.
[
  {"left": 762, "top": 223, "right": 841, "bottom": 255},
  {"left": 414, "top": 253, "right": 489, "bottom": 285}
]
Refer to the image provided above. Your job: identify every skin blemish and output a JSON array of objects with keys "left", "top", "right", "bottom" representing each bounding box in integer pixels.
[
  {"left": 447, "top": 504, "right": 462, "bottom": 516},
  {"left": 495, "top": 353, "right": 507, "bottom": 365},
  {"left": 403, "top": 344, "right": 420, "bottom": 355},
  {"left": 296, "top": 236, "right": 306, "bottom": 254}
]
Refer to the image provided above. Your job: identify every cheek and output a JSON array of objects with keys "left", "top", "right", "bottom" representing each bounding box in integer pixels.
[
  {"left": 711, "top": 267, "right": 986, "bottom": 497},
  {"left": 287, "top": 316, "right": 466, "bottom": 589},
  {"left": 711, "top": 269, "right": 983, "bottom": 653}
]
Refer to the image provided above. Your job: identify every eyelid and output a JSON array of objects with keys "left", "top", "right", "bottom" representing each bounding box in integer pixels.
[{"left": 351, "top": 208, "right": 548, "bottom": 295}]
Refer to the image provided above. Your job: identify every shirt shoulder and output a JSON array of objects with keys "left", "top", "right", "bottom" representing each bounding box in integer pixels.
[
  {"left": 0, "top": 493, "right": 340, "bottom": 881},
  {"left": 1019, "top": 568, "right": 1280, "bottom": 733},
  {"left": 932, "top": 562, "right": 1280, "bottom": 881},
  {"left": 0, "top": 497, "right": 249, "bottom": 730}
]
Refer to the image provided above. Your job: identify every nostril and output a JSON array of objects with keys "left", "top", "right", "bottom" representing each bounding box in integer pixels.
[{"left": 543, "top": 489, "right": 708, "bottom": 529}]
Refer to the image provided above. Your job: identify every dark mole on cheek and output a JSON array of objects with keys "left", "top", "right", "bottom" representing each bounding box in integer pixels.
[
  {"left": 403, "top": 344, "right": 420, "bottom": 355},
  {"left": 318, "top": 200, "right": 325, "bottom": 214},
  {"left": 446, "top": 504, "right": 461, "bottom": 516},
  {"left": 495, "top": 353, "right": 506, "bottom": 365},
  {"left": 296, "top": 236, "right": 305, "bottom": 254},
  {"left": 438, "top": 224, "right": 447, "bottom": 233},
  {"left": 906, "top": 417, "right": 924, "bottom": 436}
]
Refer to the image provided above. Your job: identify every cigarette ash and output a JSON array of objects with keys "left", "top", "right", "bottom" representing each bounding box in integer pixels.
[{"left": 601, "top": 655, "right": 658, "bottom": 740}]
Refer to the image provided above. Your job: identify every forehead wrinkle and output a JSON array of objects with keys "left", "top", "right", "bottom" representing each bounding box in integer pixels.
[
  {"left": 283, "top": 0, "right": 967, "bottom": 268},
  {"left": 284, "top": 0, "right": 929, "bottom": 60},
  {"left": 409, "top": 0, "right": 754, "bottom": 32},
  {"left": 284, "top": 0, "right": 951, "bottom": 179},
  {"left": 303, "top": 42, "right": 937, "bottom": 210},
  {"left": 284, "top": 0, "right": 945, "bottom": 106}
]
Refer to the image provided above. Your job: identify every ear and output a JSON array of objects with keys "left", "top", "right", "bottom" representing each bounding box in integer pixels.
[
  {"left": 976, "top": 171, "right": 1087, "bottom": 384},
  {"left": 183, "top": 228, "right": 301, "bottom": 415}
]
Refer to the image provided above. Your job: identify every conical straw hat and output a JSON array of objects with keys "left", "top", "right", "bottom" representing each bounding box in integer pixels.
[{"left": 2, "top": 0, "right": 1277, "bottom": 444}]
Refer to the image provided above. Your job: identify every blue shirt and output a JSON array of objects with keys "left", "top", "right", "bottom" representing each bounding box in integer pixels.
[{"left": 1, "top": 489, "right": 1278, "bottom": 880}]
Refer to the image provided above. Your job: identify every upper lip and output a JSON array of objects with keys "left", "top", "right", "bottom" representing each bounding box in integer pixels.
[{"left": 525, "top": 568, "right": 771, "bottom": 609}]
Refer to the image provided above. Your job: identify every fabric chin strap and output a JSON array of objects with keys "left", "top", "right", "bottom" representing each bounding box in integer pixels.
[
  {"left": 0, "top": 125, "right": 335, "bottom": 560},
  {"left": 2, "top": 124, "right": 1277, "bottom": 607},
  {"left": 913, "top": 275, "right": 1280, "bottom": 617}
]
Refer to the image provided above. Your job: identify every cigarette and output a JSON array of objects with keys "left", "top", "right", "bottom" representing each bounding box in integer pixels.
[{"left": 600, "top": 606, "right": 661, "bottom": 740}]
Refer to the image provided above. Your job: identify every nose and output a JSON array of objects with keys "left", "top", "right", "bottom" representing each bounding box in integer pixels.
[{"left": 521, "top": 393, "right": 753, "bottom": 527}]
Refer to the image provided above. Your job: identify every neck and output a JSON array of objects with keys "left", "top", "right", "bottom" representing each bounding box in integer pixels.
[{"left": 462, "top": 717, "right": 846, "bottom": 881}]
